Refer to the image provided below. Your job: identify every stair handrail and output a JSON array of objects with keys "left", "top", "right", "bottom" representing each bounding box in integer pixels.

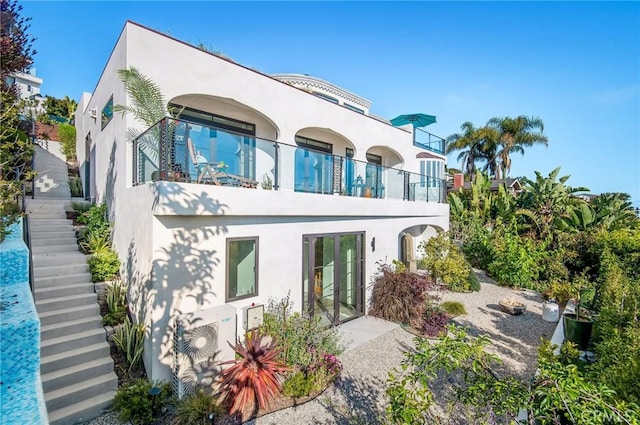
[{"left": 20, "top": 182, "right": 35, "bottom": 297}]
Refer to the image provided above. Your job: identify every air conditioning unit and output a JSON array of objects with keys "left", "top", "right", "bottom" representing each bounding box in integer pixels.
[
  {"left": 88, "top": 108, "right": 97, "bottom": 119},
  {"left": 172, "top": 305, "right": 237, "bottom": 399}
]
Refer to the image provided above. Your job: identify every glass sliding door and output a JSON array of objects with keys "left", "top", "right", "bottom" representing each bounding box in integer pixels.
[{"left": 303, "top": 232, "right": 364, "bottom": 325}]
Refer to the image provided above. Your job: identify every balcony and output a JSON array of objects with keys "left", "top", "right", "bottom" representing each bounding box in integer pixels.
[
  {"left": 414, "top": 127, "right": 445, "bottom": 155},
  {"left": 132, "top": 118, "right": 447, "bottom": 203}
]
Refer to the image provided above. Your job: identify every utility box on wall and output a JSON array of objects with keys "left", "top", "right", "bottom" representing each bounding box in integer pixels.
[{"left": 242, "top": 304, "right": 264, "bottom": 330}]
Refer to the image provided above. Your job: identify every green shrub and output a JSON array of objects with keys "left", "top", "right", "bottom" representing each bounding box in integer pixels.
[
  {"left": 467, "top": 269, "right": 481, "bottom": 292},
  {"left": 461, "top": 218, "right": 493, "bottom": 269},
  {"left": 261, "top": 294, "right": 344, "bottom": 370},
  {"left": 112, "top": 317, "right": 145, "bottom": 375},
  {"left": 80, "top": 232, "right": 110, "bottom": 254},
  {"left": 104, "top": 280, "right": 127, "bottom": 326},
  {"left": 78, "top": 202, "right": 111, "bottom": 241},
  {"left": 172, "top": 389, "right": 224, "bottom": 425},
  {"left": 441, "top": 301, "right": 466, "bottom": 316},
  {"left": 113, "top": 379, "right": 171, "bottom": 425},
  {"left": 368, "top": 263, "right": 440, "bottom": 328},
  {"left": 487, "top": 222, "right": 544, "bottom": 290},
  {"left": 282, "top": 370, "right": 317, "bottom": 398},
  {"left": 419, "top": 232, "right": 471, "bottom": 292},
  {"left": 68, "top": 176, "right": 83, "bottom": 197},
  {"left": 71, "top": 200, "right": 91, "bottom": 213},
  {"left": 88, "top": 248, "right": 120, "bottom": 282},
  {"left": 58, "top": 123, "right": 77, "bottom": 160}
]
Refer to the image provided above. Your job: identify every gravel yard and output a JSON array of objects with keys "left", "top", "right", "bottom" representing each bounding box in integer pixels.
[{"left": 85, "top": 269, "right": 557, "bottom": 425}]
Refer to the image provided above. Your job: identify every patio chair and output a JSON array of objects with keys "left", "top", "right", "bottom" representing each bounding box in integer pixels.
[{"left": 186, "top": 137, "right": 227, "bottom": 184}]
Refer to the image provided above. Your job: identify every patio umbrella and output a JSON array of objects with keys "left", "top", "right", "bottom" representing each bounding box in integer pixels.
[{"left": 390, "top": 113, "right": 437, "bottom": 128}]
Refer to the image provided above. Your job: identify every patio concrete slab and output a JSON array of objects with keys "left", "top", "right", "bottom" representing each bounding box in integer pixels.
[{"left": 337, "top": 315, "right": 399, "bottom": 352}]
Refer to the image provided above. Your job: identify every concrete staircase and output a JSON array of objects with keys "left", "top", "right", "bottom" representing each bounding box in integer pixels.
[{"left": 29, "top": 143, "right": 117, "bottom": 425}]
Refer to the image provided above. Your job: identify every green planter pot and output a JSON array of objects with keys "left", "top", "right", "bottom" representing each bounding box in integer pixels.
[{"left": 563, "top": 313, "right": 593, "bottom": 350}]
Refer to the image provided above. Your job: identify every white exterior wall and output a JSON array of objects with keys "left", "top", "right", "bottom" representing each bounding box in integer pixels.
[{"left": 76, "top": 21, "right": 449, "bottom": 381}]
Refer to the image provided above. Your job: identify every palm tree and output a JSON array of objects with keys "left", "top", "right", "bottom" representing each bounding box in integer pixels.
[
  {"left": 487, "top": 116, "right": 548, "bottom": 179},
  {"left": 113, "top": 67, "right": 171, "bottom": 141},
  {"left": 446, "top": 122, "right": 488, "bottom": 178}
]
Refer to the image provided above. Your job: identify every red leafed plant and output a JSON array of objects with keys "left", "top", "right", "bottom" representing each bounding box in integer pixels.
[{"left": 218, "top": 330, "right": 289, "bottom": 415}]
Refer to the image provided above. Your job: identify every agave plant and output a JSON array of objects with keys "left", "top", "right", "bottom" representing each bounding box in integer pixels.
[{"left": 218, "top": 330, "right": 288, "bottom": 415}]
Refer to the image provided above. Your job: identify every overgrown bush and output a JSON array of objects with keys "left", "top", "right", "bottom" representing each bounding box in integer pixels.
[
  {"left": 531, "top": 340, "right": 640, "bottom": 424},
  {"left": 461, "top": 218, "right": 493, "bottom": 269},
  {"left": 419, "top": 232, "right": 471, "bottom": 292},
  {"left": 112, "top": 317, "right": 145, "bottom": 376},
  {"left": 369, "top": 263, "right": 439, "bottom": 327},
  {"left": 386, "top": 325, "right": 527, "bottom": 424},
  {"left": 113, "top": 379, "right": 172, "bottom": 425},
  {"left": 172, "top": 389, "right": 225, "bottom": 425},
  {"left": 487, "top": 221, "right": 544, "bottom": 290},
  {"left": 261, "top": 294, "right": 344, "bottom": 370},
  {"left": 282, "top": 351, "right": 342, "bottom": 398}
]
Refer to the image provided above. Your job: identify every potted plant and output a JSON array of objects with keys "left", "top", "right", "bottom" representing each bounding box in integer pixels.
[{"left": 562, "top": 273, "right": 595, "bottom": 350}]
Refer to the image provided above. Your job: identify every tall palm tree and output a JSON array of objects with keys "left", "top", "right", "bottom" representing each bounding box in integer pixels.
[
  {"left": 446, "top": 122, "right": 488, "bottom": 178},
  {"left": 487, "top": 116, "right": 548, "bottom": 178}
]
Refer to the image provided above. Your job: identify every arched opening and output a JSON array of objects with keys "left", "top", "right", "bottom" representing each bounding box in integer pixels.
[
  {"left": 398, "top": 225, "right": 444, "bottom": 270},
  {"left": 292, "top": 127, "right": 355, "bottom": 194},
  {"left": 364, "top": 146, "right": 405, "bottom": 199},
  {"left": 167, "top": 94, "right": 279, "bottom": 185}
]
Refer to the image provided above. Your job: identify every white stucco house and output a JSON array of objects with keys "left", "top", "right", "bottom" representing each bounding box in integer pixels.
[{"left": 75, "top": 21, "right": 449, "bottom": 383}]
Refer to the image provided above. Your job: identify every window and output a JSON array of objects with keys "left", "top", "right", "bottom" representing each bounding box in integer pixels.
[
  {"left": 27, "top": 85, "right": 32, "bottom": 92},
  {"left": 226, "top": 237, "right": 258, "bottom": 301},
  {"left": 312, "top": 92, "right": 339, "bottom": 104},
  {"left": 343, "top": 103, "right": 364, "bottom": 114},
  {"left": 101, "top": 96, "right": 113, "bottom": 130}
]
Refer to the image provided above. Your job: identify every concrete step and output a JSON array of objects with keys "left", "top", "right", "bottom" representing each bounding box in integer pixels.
[
  {"left": 34, "top": 272, "right": 91, "bottom": 288},
  {"left": 41, "top": 341, "right": 111, "bottom": 375},
  {"left": 28, "top": 212, "right": 68, "bottom": 219},
  {"left": 35, "top": 282, "right": 94, "bottom": 301},
  {"left": 36, "top": 292, "right": 97, "bottom": 314},
  {"left": 35, "top": 263, "right": 89, "bottom": 278},
  {"left": 31, "top": 230, "right": 75, "bottom": 240},
  {"left": 29, "top": 218, "right": 72, "bottom": 226},
  {"left": 41, "top": 316, "right": 103, "bottom": 340},
  {"left": 32, "top": 244, "right": 79, "bottom": 254},
  {"left": 33, "top": 253, "right": 87, "bottom": 268},
  {"left": 39, "top": 304, "right": 99, "bottom": 327},
  {"left": 47, "top": 390, "right": 115, "bottom": 425},
  {"left": 42, "top": 357, "right": 114, "bottom": 393},
  {"left": 45, "top": 373, "right": 117, "bottom": 413},
  {"left": 32, "top": 237, "right": 78, "bottom": 247},
  {"left": 41, "top": 327, "right": 106, "bottom": 357}
]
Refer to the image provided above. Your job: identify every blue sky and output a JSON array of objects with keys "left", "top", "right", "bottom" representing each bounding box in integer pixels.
[{"left": 22, "top": 1, "right": 640, "bottom": 207}]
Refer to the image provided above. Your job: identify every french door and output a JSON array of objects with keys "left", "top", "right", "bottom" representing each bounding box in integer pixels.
[{"left": 303, "top": 232, "right": 365, "bottom": 326}]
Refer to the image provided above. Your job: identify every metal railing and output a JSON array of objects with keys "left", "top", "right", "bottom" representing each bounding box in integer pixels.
[
  {"left": 132, "top": 117, "right": 448, "bottom": 203},
  {"left": 18, "top": 183, "right": 35, "bottom": 297}
]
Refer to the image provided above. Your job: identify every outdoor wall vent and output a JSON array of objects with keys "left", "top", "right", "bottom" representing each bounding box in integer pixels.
[{"left": 88, "top": 108, "right": 97, "bottom": 119}]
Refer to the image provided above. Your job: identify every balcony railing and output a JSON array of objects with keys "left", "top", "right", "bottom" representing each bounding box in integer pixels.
[
  {"left": 414, "top": 127, "right": 445, "bottom": 155},
  {"left": 132, "top": 117, "right": 447, "bottom": 203}
]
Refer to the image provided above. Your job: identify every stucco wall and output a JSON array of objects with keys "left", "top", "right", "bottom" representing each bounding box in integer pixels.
[{"left": 75, "top": 21, "right": 450, "bottom": 382}]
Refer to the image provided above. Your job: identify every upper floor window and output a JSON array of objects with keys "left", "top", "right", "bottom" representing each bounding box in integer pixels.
[
  {"left": 343, "top": 103, "right": 364, "bottom": 114},
  {"left": 101, "top": 96, "right": 113, "bottom": 130},
  {"left": 295, "top": 135, "right": 333, "bottom": 154},
  {"left": 312, "top": 92, "right": 339, "bottom": 104}
]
